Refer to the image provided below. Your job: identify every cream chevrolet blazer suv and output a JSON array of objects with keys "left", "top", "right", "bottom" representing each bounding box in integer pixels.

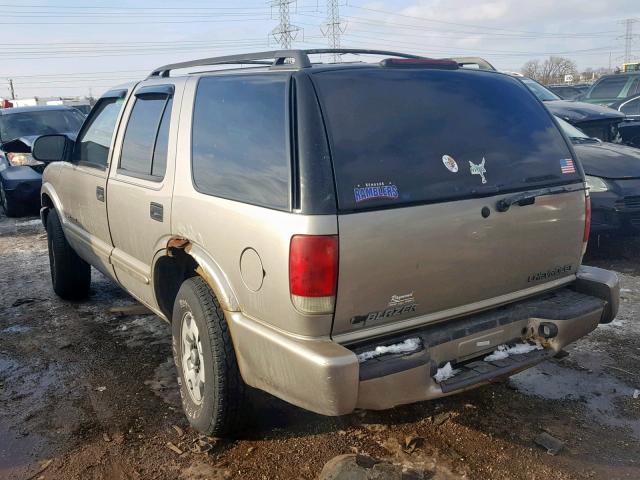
[{"left": 32, "top": 49, "right": 620, "bottom": 436}]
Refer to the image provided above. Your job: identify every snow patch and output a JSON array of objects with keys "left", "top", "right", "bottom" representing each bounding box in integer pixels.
[
  {"left": 433, "top": 362, "right": 460, "bottom": 383},
  {"left": 484, "top": 342, "right": 543, "bottom": 362},
  {"left": 16, "top": 219, "right": 42, "bottom": 227},
  {"left": 356, "top": 337, "right": 422, "bottom": 363}
]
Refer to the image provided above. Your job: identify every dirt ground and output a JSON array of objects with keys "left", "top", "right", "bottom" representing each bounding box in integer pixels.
[{"left": 0, "top": 212, "right": 639, "bottom": 480}]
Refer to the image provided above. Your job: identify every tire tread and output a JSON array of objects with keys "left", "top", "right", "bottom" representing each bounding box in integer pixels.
[
  {"left": 47, "top": 209, "right": 91, "bottom": 299},
  {"left": 178, "top": 276, "right": 246, "bottom": 436}
]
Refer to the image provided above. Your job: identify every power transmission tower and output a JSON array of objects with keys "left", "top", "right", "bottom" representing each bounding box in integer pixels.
[
  {"left": 624, "top": 18, "right": 634, "bottom": 64},
  {"left": 322, "top": 0, "right": 346, "bottom": 63},
  {"left": 270, "top": 0, "right": 301, "bottom": 49},
  {"left": 8, "top": 79, "right": 15, "bottom": 100}
]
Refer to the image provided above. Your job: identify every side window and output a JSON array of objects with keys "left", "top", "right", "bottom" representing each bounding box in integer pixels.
[
  {"left": 191, "top": 75, "right": 289, "bottom": 210},
  {"left": 119, "top": 93, "right": 173, "bottom": 179},
  {"left": 73, "top": 97, "right": 124, "bottom": 168},
  {"left": 621, "top": 98, "right": 640, "bottom": 116}
]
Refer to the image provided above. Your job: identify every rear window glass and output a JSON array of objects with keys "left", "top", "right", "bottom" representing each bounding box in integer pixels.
[
  {"left": 312, "top": 68, "right": 578, "bottom": 211},
  {"left": 589, "top": 75, "right": 630, "bottom": 99},
  {"left": 191, "top": 75, "right": 290, "bottom": 210}
]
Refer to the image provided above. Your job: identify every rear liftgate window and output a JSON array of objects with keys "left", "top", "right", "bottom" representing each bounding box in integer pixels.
[
  {"left": 191, "top": 75, "right": 290, "bottom": 210},
  {"left": 312, "top": 68, "right": 580, "bottom": 211}
]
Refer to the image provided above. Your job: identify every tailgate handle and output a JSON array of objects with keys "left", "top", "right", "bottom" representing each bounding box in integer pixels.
[
  {"left": 496, "top": 185, "right": 585, "bottom": 212},
  {"left": 150, "top": 202, "right": 163, "bottom": 222},
  {"left": 96, "top": 186, "right": 105, "bottom": 202}
]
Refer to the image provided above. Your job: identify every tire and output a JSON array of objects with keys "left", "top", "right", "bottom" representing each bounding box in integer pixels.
[
  {"left": 172, "top": 276, "right": 247, "bottom": 436},
  {"left": 46, "top": 209, "right": 91, "bottom": 300},
  {"left": 0, "top": 181, "right": 21, "bottom": 217}
]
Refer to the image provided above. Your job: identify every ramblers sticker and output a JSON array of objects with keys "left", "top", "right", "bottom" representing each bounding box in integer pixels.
[
  {"left": 354, "top": 182, "right": 399, "bottom": 203},
  {"left": 469, "top": 157, "right": 487, "bottom": 184},
  {"left": 442, "top": 155, "right": 459, "bottom": 173}
]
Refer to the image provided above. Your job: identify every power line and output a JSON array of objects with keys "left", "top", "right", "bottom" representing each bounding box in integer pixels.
[
  {"left": 0, "top": 16, "right": 274, "bottom": 25},
  {"left": 347, "top": 5, "right": 618, "bottom": 37},
  {"left": 331, "top": 14, "right": 616, "bottom": 40},
  {"left": 0, "top": 3, "right": 275, "bottom": 10}
]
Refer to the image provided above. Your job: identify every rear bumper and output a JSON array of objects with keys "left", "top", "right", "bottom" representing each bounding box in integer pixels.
[{"left": 227, "top": 266, "right": 619, "bottom": 416}]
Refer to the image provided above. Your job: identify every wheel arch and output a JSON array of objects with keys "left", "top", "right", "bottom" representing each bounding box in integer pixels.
[
  {"left": 152, "top": 237, "right": 240, "bottom": 321},
  {"left": 40, "top": 183, "right": 63, "bottom": 226}
]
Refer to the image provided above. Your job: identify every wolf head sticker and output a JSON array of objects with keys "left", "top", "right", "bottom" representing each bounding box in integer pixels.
[{"left": 469, "top": 158, "right": 487, "bottom": 184}]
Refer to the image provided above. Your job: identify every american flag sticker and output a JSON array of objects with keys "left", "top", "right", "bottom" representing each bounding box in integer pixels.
[{"left": 560, "top": 158, "right": 576, "bottom": 174}]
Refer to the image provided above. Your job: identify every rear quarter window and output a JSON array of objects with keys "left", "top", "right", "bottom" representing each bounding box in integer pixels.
[
  {"left": 191, "top": 74, "right": 290, "bottom": 210},
  {"left": 312, "top": 68, "right": 579, "bottom": 211}
]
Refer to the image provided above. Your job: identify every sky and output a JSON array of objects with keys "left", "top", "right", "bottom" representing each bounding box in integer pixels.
[{"left": 0, "top": 0, "right": 638, "bottom": 99}]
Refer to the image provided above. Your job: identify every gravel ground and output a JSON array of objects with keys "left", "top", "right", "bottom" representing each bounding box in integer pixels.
[{"left": 0, "top": 212, "right": 639, "bottom": 480}]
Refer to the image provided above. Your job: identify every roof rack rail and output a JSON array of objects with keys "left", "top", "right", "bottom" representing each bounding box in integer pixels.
[{"left": 148, "top": 48, "right": 425, "bottom": 78}]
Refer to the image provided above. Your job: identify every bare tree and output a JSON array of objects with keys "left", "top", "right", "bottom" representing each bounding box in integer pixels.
[
  {"left": 521, "top": 59, "right": 541, "bottom": 79},
  {"left": 521, "top": 56, "right": 578, "bottom": 84}
]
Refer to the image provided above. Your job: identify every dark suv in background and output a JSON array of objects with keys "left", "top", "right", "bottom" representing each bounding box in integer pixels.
[{"left": 580, "top": 72, "right": 640, "bottom": 106}]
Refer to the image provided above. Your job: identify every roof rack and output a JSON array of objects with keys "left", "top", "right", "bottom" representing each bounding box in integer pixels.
[{"left": 148, "top": 48, "right": 425, "bottom": 78}]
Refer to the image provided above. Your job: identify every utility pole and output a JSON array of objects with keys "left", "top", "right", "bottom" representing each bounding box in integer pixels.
[
  {"left": 322, "top": 0, "right": 346, "bottom": 63},
  {"left": 8, "top": 79, "right": 15, "bottom": 100},
  {"left": 270, "top": 0, "right": 300, "bottom": 49}
]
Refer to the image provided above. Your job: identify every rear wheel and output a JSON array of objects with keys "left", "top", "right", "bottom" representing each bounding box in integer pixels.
[
  {"left": 172, "top": 276, "right": 247, "bottom": 436},
  {"left": 46, "top": 209, "right": 91, "bottom": 299},
  {"left": 0, "top": 181, "right": 20, "bottom": 217}
]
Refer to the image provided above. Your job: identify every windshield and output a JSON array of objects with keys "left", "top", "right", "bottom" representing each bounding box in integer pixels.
[
  {"left": 312, "top": 68, "right": 579, "bottom": 211},
  {"left": 520, "top": 78, "right": 561, "bottom": 101},
  {"left": 0, "top": 109, "right": 84, "bottom": 142}
]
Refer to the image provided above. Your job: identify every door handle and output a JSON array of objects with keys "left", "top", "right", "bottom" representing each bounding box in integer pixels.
[
  {"left": 96, "top": 186, "right": 105, "bottom": 202},
  {"left": 150, "top": 202, "right": 163, "bottom": 222}
]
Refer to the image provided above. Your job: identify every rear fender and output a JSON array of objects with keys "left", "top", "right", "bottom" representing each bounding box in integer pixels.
[{"left": 184, "top": 242, "right": 240, "bottom": 312}]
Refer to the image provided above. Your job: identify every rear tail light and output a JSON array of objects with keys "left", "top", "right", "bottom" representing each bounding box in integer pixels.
[
  {"left": 380, "top": 57, "right": 459, "bottom": 69},
  {"left": 289, "top": 235, "right": 338, "bottom": 314},
  {"left": 582, "top": 194, "right": 591, "bottom": 255}
]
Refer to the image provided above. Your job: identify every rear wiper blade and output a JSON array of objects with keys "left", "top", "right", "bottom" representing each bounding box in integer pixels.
[{"left": 495, "top": 185, "right": 586, "bottom": 212}]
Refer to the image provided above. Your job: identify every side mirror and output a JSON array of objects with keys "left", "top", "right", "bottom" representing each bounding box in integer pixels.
[{"left": 32, "top": 134, "right": 73, "bottom": 163}]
